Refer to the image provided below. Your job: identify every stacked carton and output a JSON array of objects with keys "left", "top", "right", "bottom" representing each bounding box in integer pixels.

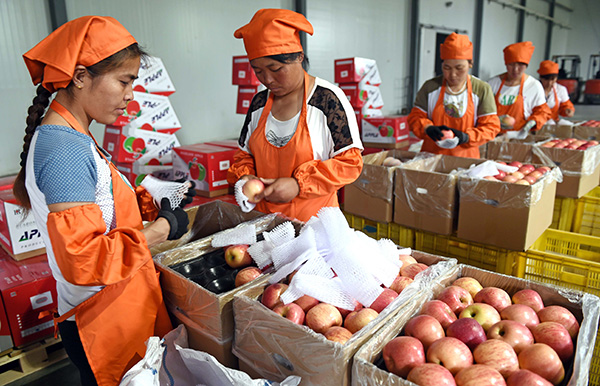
[
  {"left": 232, "top": 56, "right": 262, "bottom": 115},
  {"left": 102, "top": 57, "right": 180, "bottom": 186}
]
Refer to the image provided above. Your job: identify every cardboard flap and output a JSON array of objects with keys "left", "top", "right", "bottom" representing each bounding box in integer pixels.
[
  {"left": 573, "top": 125, "right": 600, "bottom": 140},
  {"left": 538, "top": 124, "right": 574, "bottom": 138}
]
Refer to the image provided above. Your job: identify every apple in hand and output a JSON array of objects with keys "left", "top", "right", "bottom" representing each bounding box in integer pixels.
[
  {"left": 507, "top": 369, "right": 553, "bottom": 386},
  {"left": 382, "top": 336, "right": 426, "bottom": 378},
  {"left": 473, "top": 339, "right": 519, "bottom": 378},
  {"left": 242, "top": 178, "right": 265, "bottom": 203},
  {"left": 344, "top": 308, "right": 379, "bottom": 333},
  {"left": 293, "top": 295, "right": 320, "bottom": 313},
  {"left": 487, "top": 320, "right": 534, "bottom": 354},
  {"left": 530, "top": 322, "right": 574, "bottom": 362},
  {"left": 512, "top": 289, "right": 545, "bottom": 312},
  {"left": 437, "top": 285, "right": 473, "bottom": 315},
  {"left": 446, "top": 318, "right": 487, "bottom": 350},
  {"left": 473, "top": 287, "right": 512, "bottom": 312},
  {"left": 235, "top": 266, "right": 262, "bottom": 287},
  {"left": 370, "top": 288, "right": 398, "bottom": 313},
  {"left": 305, "top": 303, "right": 343, "bottom": 334},
  {"left": 537, "top": 305, "right": 580, "bottom": 340},
  {"left": 261, "top": 283, "right": 288, "bottom": 309},
  {"left": 273, "top": 302, "right": 305, "bottom": 325},
  {"left": 452, "top": 277, "right": 483, "bottom": 298},
  {"left": 518, "top": 343, "right": 565, "bottom": 385},
  {"left": 426, "top": 337, "right": 473, "bottom": 375},
  {"left": 323, "top": 326, "right": 353, "bottom": 344},
  {"left": 500, "top": 304, "right": 540, "bottom": 329},
  {"left": 459, "top": 303, "right": 501, "bottom": 331},
  {"left": 407, "top": 363, "right": 457, "bottom": 386},
  {"left": 404, "top": 314, "right": 445, "bottom": 351},
  {"left": 224, "top": 244, "right": 253, "bottom": 268},
  {"left": 455, "top": 364, "right": 506, "bottom": 386},
  {"left": 401, "top": 263, "right": 428, "bottom": 279},
  {"left": 419, "top": 300, "right": 457, "bottom": 329},
  {"left": 390, "top": 276, "right": 414, "bottom": 294}
]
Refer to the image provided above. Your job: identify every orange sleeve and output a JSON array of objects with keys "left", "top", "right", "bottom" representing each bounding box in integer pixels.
[
  {"left": 135, "top": 186, "right": 158, "bottom": 221},
  {"left": 559, "top": 100, "right": 575, "bottom": 117},
  {"left": 463, "top": 114, "right": 502, "bottom": 146},
  {"left": 47, "top": 204, "right": 151, "bottom": 286},
  {"left": 227, "top": 149, "right": 256, "bottom": 185},
  {"left": 408, "top": 107, "right": 434, "bottom": 140},
  {"left": 529, "top": 103, "right": 552, "bottom": 129},
  {"left": 293, "top": 147, "right": 363, "bottom": 199}
]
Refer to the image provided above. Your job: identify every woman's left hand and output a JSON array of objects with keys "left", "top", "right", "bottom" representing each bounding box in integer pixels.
[{"left": 260, "top": 177, "right": 300, "bottom": 203}]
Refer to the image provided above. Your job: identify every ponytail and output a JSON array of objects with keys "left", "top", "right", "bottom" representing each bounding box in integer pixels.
[{"left": 13, "top": 85, "right": 52, "bottom": 209}]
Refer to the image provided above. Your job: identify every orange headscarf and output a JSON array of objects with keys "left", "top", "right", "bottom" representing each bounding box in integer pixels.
[
  {"left": 537, "top": 60, "right": 559, "bottom": 76},
  {"left": 503, "top": 41, "right": 535, "bottom": 65},
  {"left": 234, "top": 9, "right": 313, "bottom": 61},
  {"left": 23, "top": 16, "right": 137, "bottom": 93},
  {"left": 440, "top": 33, "right": 473, "bottom": 60}
]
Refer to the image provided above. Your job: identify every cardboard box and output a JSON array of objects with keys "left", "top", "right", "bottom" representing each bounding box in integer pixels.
[
  {"left": 114, "top": 92, "right": 176, "bottom": 128},
  {"left": 393, "top": 155, "right": 484, "bottom": 235},
  {"left": 103, "top": 125, "right": 180, "bottom": 164},
  {"left": 123, "top": 100, "right": 181, "bottom": 135},
  {"left": 334, "top": 57, "right": 380, "bottom": 85},
  {"left": 0, "top": 252, "right": 58, "bottom": 347},
  {"left": 339, "top": 83, "right": 383, "bottom": 111},
  {"left": 132, "top": 57, "right": 176, "bottom": 96},
  {"left": 0, "top": 190, "right": 45, "bottom": 261},
  {"left": 0, "top": 176, "right": 16, "bottom": 191},
  {"left": 537, "top": 123, "right": 574, "bottom": 138},
  {"left": 456, "top": 167, "right": 558, "bottom": 251},
  {"left": 236, "top": 86, "right": 259, "bottom": 115},
  {"left": 362, "top": 116, "right": 410, "bottom": 149},
  {"left": 114, "top": 161, "right": 173, "bottom": 187},
  {"left": 352, "top": 264, "right": 599, "bottom": 386},
  {"left": 232, "top": 251, "right": 456, "bottom": 386},
  {"left": 573, "top": 124, "right": 600, "bottom": 140},
  {"left": 344, "top": 150, "right": 419, "bottom": 223},
  {"left": 204, "top": 139, "right": 240, "bottom": 150},
  {"left": 172, "top": 144, "right": 236, "bottom": 197},
  {"left": 232, "top": 56, "right": 261, "bottom": 86}
]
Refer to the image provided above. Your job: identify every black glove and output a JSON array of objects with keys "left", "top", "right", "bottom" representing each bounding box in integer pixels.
[
  {"left": 175, "top": 178, "right": 196, "bottom": 208},
  {"left": 156, "top": 197, "right": 189, "bottom": 240},
  {"left": 425, "top": 126, "right": 444, "bottom": 141},
  {"left": 449, "top": 128, "right": 469, "bottom": 145}
]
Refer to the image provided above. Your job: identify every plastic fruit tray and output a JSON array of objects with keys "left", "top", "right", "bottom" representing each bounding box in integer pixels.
[
  {"left": 572, "top": 186, "right": 600, "bottom": 237},
  {"left": 170, "top": 249, "right": 240, "bottom": 294},
  {"left": 343, "top": 212, "right": 414, "bottom": 248}
]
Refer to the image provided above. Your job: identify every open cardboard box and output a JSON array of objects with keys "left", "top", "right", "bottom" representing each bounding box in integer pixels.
[
  {"left": 393, "top": 154, "right": 484, "bottom": 235},
  {"left": 537, "top": 123, "right": 575, "bottom": 138},
  {"left": 352, "top": 264, "right": 600, "bottom": 386},
  {"left": 232, "top": 251, "right": 457, "bottom": 386},
  {"left": 344, "top": 150, "right": 421, "bottom": 223}
]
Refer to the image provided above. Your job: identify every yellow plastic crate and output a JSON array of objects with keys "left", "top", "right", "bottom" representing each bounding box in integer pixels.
[
  {"left": 414, "top": 231, "right": 517, "bottom": 276},
  {"left": 550, "top": 196, "right": 577, "bottom": 231},
  {"left": 343, "top": 212, "right": 414, "bottom": 248},
  {"left": 572, "top": 186, "right": 600, "bottom": 237}
]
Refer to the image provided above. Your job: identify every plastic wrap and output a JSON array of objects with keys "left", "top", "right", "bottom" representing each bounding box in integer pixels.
[
  {"left": 573, "top": 125, "right": 600, "bottom": 140},
  {"left": 535, "top": 138, "right": 600, "bottom": 177},
  {"left": 351, "top": 264, "right": 600, "bottom": 386},
  {"left": 231, "top": 250, "right": 457, "bottom": 386}
]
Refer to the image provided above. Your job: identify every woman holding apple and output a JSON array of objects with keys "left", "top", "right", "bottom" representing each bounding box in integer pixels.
[
  {"left": 537, "top": 60, "right": 575, "bottom": 121},
  {"left": 408, "top": 33, "right": 500, "bottom": 158},
  {"left": 488, "top": 42, "right": 552, "bottom": 137},
  {"left": 12, "top": 16, "right": 191, "bottom": 385},
  {"left": 228, "top": 9, "right": 364, "bottom": 221}
]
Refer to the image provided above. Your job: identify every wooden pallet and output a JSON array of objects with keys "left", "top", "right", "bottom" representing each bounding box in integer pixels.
[{"left": 0, "top": 336, "right": 68, "bottom": 384}]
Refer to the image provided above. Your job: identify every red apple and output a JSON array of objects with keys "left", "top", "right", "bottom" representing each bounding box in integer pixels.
[
  {"left": 235, "top": 266, "right": 261, "bottom": 287},
  {"left": 518, "top": 343, "right": 565, "bottom": 385},
  {"left": 382, "top": 336, "right": 426, "bottom": 378},
  {"left": 404, "top": 314, "right": 445, "bottom": 351},
  {"left": 398, "top": 254, "right": 418, "bottom": 267},
  {"left": 293, "top": 295, "right": 320, "bottom": 313},
  {"left": 336, "top": 301, "right": 362, "bottom": 319},
  {"left": 500, "top": 304, "right": 540, "bottom": 329},
  {"left": 535, "top": 166, "right": 551, "bottom": 175},
  {"left": 528, "top": 170, "right": 543, "bottom": 180},
  {"left": 382, "top": 157, "right": 403, "bottom": 167},
  {"left": 511, "top": 171, "right": 525, "bottom": 180},
  {"left": 370, "top": 288, "right": 398, "bottom": 313},
  {"left": 452, "top": 277, "right": 483, "bottom": 298},
  {"left": 323, "top": 326, "right": 353, "bottom": 344},
  {"left": 515, "top": 179, "right": 530, "bottom": 185},
  {"left": 273, "top": 302, "right": 305, "bottom": 325},
  {"left": 523, "top": 175, "right": 537, "bottom": 185},
  {"left": 446, "top": 318, "right": 487, "bottom": 350},
  {"left": 419, "top": 300, "right": 457, "bottom": 329},
  {"left": 305, "top": 303, "right": 343, "bottom": 334},
  {"left": 494, "top": 170, "right": 507, "bottom": 180},
  {"left": 401, "top": 263, "right": 428, "bottom": 279},
  {"left": 473, "top": 339, "right": 519, "bottom": 378},
  {"left": 344, "top": 308, "right": 378, "bottom": 333},
  {"left": 389, "top": 276, "right": 414, "bottom": 294},
  {"left": 427, "top": 337, "right": 473, "bottom": 375},
  {"left": 242, "top": 179, "right": 265, "bottom": 203},
  {"left": 487, "top": 320, "right": 534, "bottom": 354},
  {"left": 473, "top": 287, "right": 512, "bottom": 313},
  {"left": 512, "top": 289, "right": 544, "bottom": 312},
  {"left": 224, "top": 244, "right": 252, "bottom": 268},
  {"left": 441, "top": 129, "right": 455, "bottom": 140},
  {"left": 407, "top": 363, "right": 457, "bottom": 386},
  {"left": 503, "top": 175, "right": 519, "bottom": 183},
  {"left": 518, "top": 164, "right": 535, "bottom": 175},
  {"left": 537, "top": 305, "right": 580, "bottom": 340},
  {"left": 437, "top": 285, "right": 473, "bottom": 315},
  {"left": 507, "top": 369, "right": 552, "bottom": 386},
  {"left": 455, "top": 364, "right": 506, "bottom": 386},
  {"left": 508, "top": 161, "right": 523, "bottom": 168},
  {"left": 530, "top": 322, "right": 574, "bottom": 362},
  {"left": 261, "top": 283, "right": 288, "bottom": 309},
  {"left": 459, "top": 303, "right": 501, "bottom": 332}
]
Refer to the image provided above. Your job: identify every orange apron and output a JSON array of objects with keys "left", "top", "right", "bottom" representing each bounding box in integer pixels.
[
  {"left": 548, "top": 86, "right": 560, "bottom": 121},
  {"left": 495, "top": 74, "right": 527, "bottom": 134},
  {"left": 49, "top": 101, "right": 172, "bottom": 386},
  {"left": 421, "top": 76, "right": 479, "bottom": 158},
  {"left": 248, "top": 72, "right": 337, "bottom": 222}
]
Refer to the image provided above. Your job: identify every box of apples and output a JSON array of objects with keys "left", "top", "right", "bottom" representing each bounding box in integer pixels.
[
  {"left": 232, "top": 249, "right": 457, "bottom": 386},
  {"left": 352, "top": 264, "right": 600, "bottom": 386}
]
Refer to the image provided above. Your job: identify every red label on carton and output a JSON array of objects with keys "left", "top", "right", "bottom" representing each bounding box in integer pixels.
[
  {"left": 334, "top": 57, "right": 379, "bottom": 84},
  {"left": 237, "top": 86, "right": 259, "bottom": 115},
  {"left": 103, "top": 125, "right": 180, "bottom": 163},
  {"left": 172, "top": 144, "right": 236, "bottom": 192},
  {"left": 232, "top": 56, "right": 261, "bottom": 86},
  {"left": 361, "top": 116, "right": 410, "bottom": 144},
  {"left": 132, "top": 57, "right": 176, "bottom": 96}
]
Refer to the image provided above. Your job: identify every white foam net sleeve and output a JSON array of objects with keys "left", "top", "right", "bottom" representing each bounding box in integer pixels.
[
  {"left": 246, "top": 222, "right": 296, "bottom": 269},
  {"left": 247, "top": 240, "right": 273, "bottom": 270},
  {"left": 211, "top": 224, "right": 257, "bottom": 248},
  {"left": 271, "top": 227, "right": 317, "bottom": 270},
  {"left": 267, "top": 247, "right": 317, "bottom": 285},
  {"left": 234, "top": 179, "right": 256, "bottom": 213},
  {"left": 291, "top": 274, "right": 356, "bottom": 310},
  {"left": 140, "top": 175, "right": 189, "bottom": 209},
  {"left": 263, "top": 221, "right": 296, "bottom": 247},
  {"left": 275, "top": 254, "right": 332, "bottom": 303},
  {"left": 398, "top": 247, "right": 412, "bottom": 256}
]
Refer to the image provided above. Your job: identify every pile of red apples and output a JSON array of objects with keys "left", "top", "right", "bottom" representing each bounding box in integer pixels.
[
  {"left": 483, "top": 161, "right": 551, "bottom": 185},
  {"left": 581, "top": 120, "right": 600, "bottom": 127},
  {"left": 223, "top": 244, "right": 264, "bottom": 288},
  {"left": 259, "top": 253, "right": 429, "bottom": 345},
  {"left": 540, "top": 138, "right": 598, "bottom": 150},
  {"left": 382, "top": 277, "right": 580, "bottom": 386}
]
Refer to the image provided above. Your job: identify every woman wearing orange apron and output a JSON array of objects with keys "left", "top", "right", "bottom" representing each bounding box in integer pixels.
[
  {"left": 228, "top": 9, "right": 363, "bottom": 222},
  {"left": 488, "top": 42, "right": 552, "bottom": 137},
  {"left": 537, "top": 60, "right": 575, "bottom": 121},
  {"left": 408, "top": 33, "right": 500, "bottom": 158},
  {"left": 13, "top": 16, "right": 189, "bottom": 386}
]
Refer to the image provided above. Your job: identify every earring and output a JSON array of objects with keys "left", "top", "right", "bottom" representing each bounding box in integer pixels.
[{"left": 76, "top": 85, "right": 83, "bottom": 89}]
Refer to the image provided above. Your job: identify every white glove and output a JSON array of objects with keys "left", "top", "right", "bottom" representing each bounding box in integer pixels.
[
  {"left": 234, "top": 179, "right": 256, "bottom": 213},
  {"left": 504, "top": 120, "right": 536, "bottom": 140},
  {"left": 436, "top": 137, "right": 460, "bottom": 149}
]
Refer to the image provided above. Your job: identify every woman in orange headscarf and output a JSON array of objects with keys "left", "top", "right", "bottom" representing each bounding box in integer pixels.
[
  {"left": 408, "top": 33, "right": 500, "bottom": 158},
  {"left": 537, "top": 60, "right": 575, "bottom": 121},
  {"left": 13, "top": 16, "right": 189, "bottom": 386},
  {"left": 488, "top": 42, "right": 552, "bottom": 137},
  {"left": 228, "top": 9, "right": 363, "bottom": 222}
]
